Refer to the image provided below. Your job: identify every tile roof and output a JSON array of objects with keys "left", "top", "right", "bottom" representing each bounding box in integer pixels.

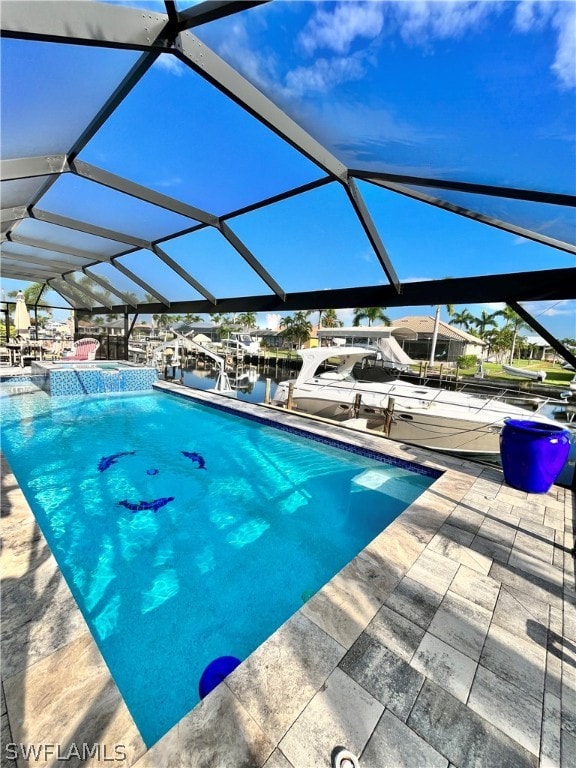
[{"left": 394, "top": 316, "right": 486, "bottom": 345}]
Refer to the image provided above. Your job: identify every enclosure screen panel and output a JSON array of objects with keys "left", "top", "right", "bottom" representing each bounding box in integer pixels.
[
  {"left": 231, "top": 182, "right": 390, "bottom": 293},
  {"left": 162, "top": 228, "right": 275, "bottom": 298},
  {"left": 1, "top": 38, "right": 140, "bottom": 158},
  {"left": 41, "top": 174, "right": 198, "bottom": 242},
  {"left": 79, "top": 51, "right": 324, "bottom": 216}
]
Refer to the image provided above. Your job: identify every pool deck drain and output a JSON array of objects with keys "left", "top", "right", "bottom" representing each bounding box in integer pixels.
[{"left": 1, "top": 381, "right": 574, "bottom": 768}]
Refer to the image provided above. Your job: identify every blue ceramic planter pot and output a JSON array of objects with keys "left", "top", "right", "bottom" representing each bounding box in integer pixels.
[{"left": 500, "top": 419, "right": 571, "bottom": 494}]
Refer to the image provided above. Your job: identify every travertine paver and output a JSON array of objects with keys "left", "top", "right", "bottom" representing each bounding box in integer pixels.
[
  {"left": 540, "top": 689, "right": 562, "bottom": 767},
  {"left": 508, "top": 549, "right": 564, "bottom": 593},
  {"left": 480, "top": 621, "right": 547, "bottom": 702},
  {"left": 4, "top": 632, "right": 146, "bottom": 768},
  {"left": 428, "top": 522, "right": 493, "bottom": 574},
  {"left": 445, "top": 502, "right": 485, "bottom": 534},
  {"left": 1, "top": 379, "right": 573, "bottom": 768},
  {"left": 133, "top": 682, "right": 275, "bottom": 768},
  {"left": 384, "top": 575, "right": 443, "bottom": 630},
  {"left": 224, "top": 611, "right": 346, "bottom": 743},
  {"left": 470, "top": 532, "right": 512, "bottom": 563},
  {"left": 513, "top": 525, "right": 557, "bottom": 565},
  {"left": 490, "top": 560, "right": 564, "bottom": 608},
  {"left": 491, "top": 587, "right": 549, "bottom": 646},
  {"left": 359, "top": 709, "right": 449, "bottom": 768},
  {"left": 339, "top": 633, "right": 424, "bottom": 721},
  {"left": 411, "top": 631, "right": 477, "bottom": 702},
  {"left": 426, "top": 590, "right": 492, "bottom": 661},
  {"left": 561, "top": 728, "right": 576, "bottom": 768},
  {"left": 561, "top": 661, "right": 576, "bottom": 739},
  {"left": 362, "top": 603, "right": 425, "bottom": 662},
  {"left": 278, "top": 667, "right": 383, "bottom": 767},
  {"left": 263, "top": 750, "right": 294, "bottom": 768},
  {"left": 449, "top": 564, "right": 500, "bottom": 612},
  {"left": 408, "top": 679, "right": 538, "bottom": 768},
  {"left": 468, "top": 664, "right": 543, "bottom": 755},
  {"left": 477, "top": 515, "right": 519, "bottom": 547},
  {"left": 299, "top": 560, "right": 383, "bottom": 650},
  {"left": 404, "top": 549, "right": 460, "bottom": 596}
]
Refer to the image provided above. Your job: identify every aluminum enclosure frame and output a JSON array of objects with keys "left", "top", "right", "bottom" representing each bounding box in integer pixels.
[{"left": 1, "top": 0, "right": 575, "bottom": 366}]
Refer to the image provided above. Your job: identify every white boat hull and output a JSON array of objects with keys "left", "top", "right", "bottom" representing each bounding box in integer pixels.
[
  {"left": 271, "top": 345, "right": 560, "bottom": 457},
  {"left": 287, "top": 395, "right": 504, "bottom": 455},
  {"left": 502, "top": 364, "right": 546, "bottom": 381}
]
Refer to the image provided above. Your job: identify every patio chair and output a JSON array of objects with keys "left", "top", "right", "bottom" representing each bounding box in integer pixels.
[
  {"left": 62, "top": 337, "right": 100, "bottom": 362},
  {"left": 0, "top": 346, "right": 11, "bottom": 366}
]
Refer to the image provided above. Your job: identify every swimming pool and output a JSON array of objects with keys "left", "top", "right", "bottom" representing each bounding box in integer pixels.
[{"left": 0, "top": 385, "right": 437, "bottom": 746}]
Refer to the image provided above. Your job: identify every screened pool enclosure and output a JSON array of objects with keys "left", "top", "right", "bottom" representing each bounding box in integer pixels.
[{"left": 0, "top": 0, "right": 575, "bottom": 365}]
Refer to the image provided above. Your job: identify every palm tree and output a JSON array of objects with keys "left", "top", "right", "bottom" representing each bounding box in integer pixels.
[
  {"left": 499, "top": 306, "right": 530, "bottom": 363},
  {"left": 472, "top": 310, "right": 501, "bottom": 337},
  {"left": 352, "top": 307, "right": 390, "bottom": 327},
  {"left": 182, "top": 313, "right": 203, "bottom": 324},
  {"left": 209, "top": 312, "right": 231, "bottom": 325},
  {"left": 449, "top": 309, "right": 475, "bottom": 331},
  {"left": 237, "top": 312, "right": 257, "bottom": 328},
  {"left": 309, "top": 309, "right": 324, "bottom": 329},
  {"left": 155, "top": 313, "right": 173, "bottom": 330},
  {"left": 320, "top": 309, "right": 342, "bottom": 328},
  {"left": 8, "top": 283, "right": 49, "bottom": 308},
  {"left": 280, "top": 312, "right": 312, "bottom": 348},
  {"left": 309, "top": 308, "right": 341, "bottom": 329}
]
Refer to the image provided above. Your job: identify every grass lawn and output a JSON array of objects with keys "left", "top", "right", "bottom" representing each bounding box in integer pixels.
[{"left": 457, "top": 360, "right": 575, "bottom": 387}]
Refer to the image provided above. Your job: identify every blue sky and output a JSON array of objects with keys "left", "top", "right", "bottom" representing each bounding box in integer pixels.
[{"left": 1, "top": 0, "right": 575, "bottom": 339}]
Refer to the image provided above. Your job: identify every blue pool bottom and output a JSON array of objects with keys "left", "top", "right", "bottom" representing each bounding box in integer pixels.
[{"left": 0, "top": 386, "right": 436, "bottom": 746}]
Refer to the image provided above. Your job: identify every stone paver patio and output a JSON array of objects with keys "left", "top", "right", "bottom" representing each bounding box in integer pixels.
[{"left": 1, "top": 380, "right": 574, "bottom": 767}]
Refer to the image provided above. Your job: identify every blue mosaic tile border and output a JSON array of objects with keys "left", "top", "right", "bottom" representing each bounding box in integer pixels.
[
  {"left": 157, "top": 386, "right": 442, "bottom": 480},
  {"left": 42, "top": 367, "right": 158, "bottom": 396}
]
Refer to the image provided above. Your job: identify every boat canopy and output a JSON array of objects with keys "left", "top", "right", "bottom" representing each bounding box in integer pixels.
[
  {"left": 372, "top": 337, "right": 415, "bottom": 367},
  {"left": 317, "top": 326, "right": 417, "bottom": 342},
  {"left": 297, "top": 344, "right": 411, "bottom": 383}
]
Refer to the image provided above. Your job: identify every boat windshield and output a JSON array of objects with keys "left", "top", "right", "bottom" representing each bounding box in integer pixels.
[
  {"left": 314, "top": 366, "right": 355, "bottom": 382},
  {"left": 350, "top": 357, "right": 402, "bottom": 383}
]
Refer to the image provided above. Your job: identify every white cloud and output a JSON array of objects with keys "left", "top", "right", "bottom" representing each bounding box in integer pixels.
[
  {"left": 298, "top": 98, "right": 442, "bottom": 149},
  {"left": 192, "top": 0, "right": 575, "bottom": 108},
  {"left": 294, "top": 0, "right": 574, "bottom": 94},
  {"left": 392, "top": 0, "right": 500, "bottom": 45},
  {"left": 549, "top": 4, "right": 576, "bottom": 89},
  {"left": 264, "top": 313, "right": 282, "bottom": 330},
  {"left": 216, "top": 18, "right": 280, "bottom": 92},
  {"left": 514, "top": 0, "right": 554, "bottom": 31},
  {"left": 338, "top": 308, "right": 355, "bottom": 325},
  {"left": 283, "top": 54, "right": 367, "bottom": 98},
  {"left": 514, "top": 1, "right": 576, "bottom": 89},
  {"left": 297, "top": 1, "right": 385, "bottom": 56},
  {"left": 524, "top": 299, "right": 576, "bottom": 318},
  {"left": 155, "top": 176, "right": 183, "bottom": 188},
  {"left": 153, "top": 54, "right": 187, "bottom": 77}
]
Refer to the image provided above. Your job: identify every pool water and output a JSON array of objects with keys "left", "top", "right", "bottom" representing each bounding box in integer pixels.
[{"left": 1, "top": 386, "right": 436, "bottom": 746}]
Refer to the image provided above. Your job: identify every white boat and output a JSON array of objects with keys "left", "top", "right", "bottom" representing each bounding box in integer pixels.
[
  {"left": 271, "top": 346, "right": 560, "bottom": 456},
  {"left": 220, "top": 333, "right": 260, "bottom": 355},
  {"left": 502, "top": 364, "right": 546, "bottom": 382}
]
